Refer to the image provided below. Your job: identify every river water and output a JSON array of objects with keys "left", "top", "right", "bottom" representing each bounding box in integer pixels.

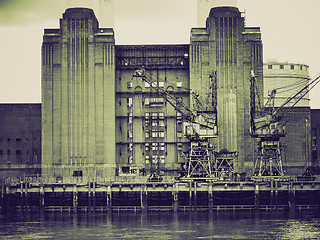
[{"left": 0, "top": 211, "right": 319, "bottom": 240}]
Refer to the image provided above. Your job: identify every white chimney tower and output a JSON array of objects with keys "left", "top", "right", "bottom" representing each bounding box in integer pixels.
[{"left": 98, "top": 0, "right": 114, "bottom": 28}]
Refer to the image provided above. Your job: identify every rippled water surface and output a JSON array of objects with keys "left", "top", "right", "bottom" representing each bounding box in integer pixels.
[{"left": 0, "top": 211, "right": 319, "bottom": 240}]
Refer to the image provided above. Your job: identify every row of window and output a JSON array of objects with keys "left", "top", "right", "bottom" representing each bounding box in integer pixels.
[
  {"left": 127, "top": 81, "right": 183, "bottom": 88},
  {"left": 122, "top": 97, "right": 185, "bottom": 109},
  {"left": 145, "top": 112, "right": 165, "bottom": 119},
  {"left": 123, "top": 143, "right": 173, "bottom": 152},
  {"left": 145, "top": 155, "right": 165, "bottom": 164},
  {"left": 0, "top": 150, "right": 21, "bottom": 155},
  {"left": 145, "top": 120, "right": 165, "bottom": 127},
  {"left": 0, "top": 138, "right": 36, "bottom": 142},
  {"left": 127, "top": 129, "right": 166, "bottom": 139},
  {"left": 127, "top": 130, "right": 166, "bottom": 139},
  {"left": 127, "top": 126, "right": 182, "bottom": 140},
  {"left": 145, "top": 97, "right": 165, "bottom": 107},
  {"left": 123, "top": 155, "right": 167, "bottom": 164},
  {"left": 145, "top": 131, "right": 165, "bottom": 138},
  {"left": 0, "top": 149, "right": 37, "bottom": 155},
  {"left": 145, "top": 142, "right": 166, "bottom": 151},
  {"left": 122, "top": 112, "right": 167, "bottom": 123},
  {"left": 267, "top": 64, "right": 307, "bottom": 70}
]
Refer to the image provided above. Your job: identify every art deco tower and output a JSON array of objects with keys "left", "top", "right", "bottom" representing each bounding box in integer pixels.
[
  {"left": 190, "top": 6, "right": 263, "bottom": 173},
  {"left": 42, "top": 8, "right": 116, "bottom": 178}
]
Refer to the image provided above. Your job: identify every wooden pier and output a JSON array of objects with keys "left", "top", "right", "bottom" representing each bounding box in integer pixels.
[{"left": 1, "top": 176, "right": 320, "bottom": 213}]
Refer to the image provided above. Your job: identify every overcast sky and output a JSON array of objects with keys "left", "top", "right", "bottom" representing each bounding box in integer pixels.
[{"left": 0, "top": 0, "right": 319, "bottom": 108}]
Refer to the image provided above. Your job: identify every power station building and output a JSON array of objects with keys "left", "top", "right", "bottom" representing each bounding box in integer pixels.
[
  {"left": 41, "top": 6, "right": 263, "bottom": 179},
  {"left": 0, "top": 6, "right": 317, "bottom": 180}
]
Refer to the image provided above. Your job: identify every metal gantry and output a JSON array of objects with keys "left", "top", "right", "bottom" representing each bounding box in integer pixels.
[
  {"left": 187, "top": 141, "right": 215, "bottom": 178},
  {"left": 254, "top": 140, "right": 284, "bottom": 177}
]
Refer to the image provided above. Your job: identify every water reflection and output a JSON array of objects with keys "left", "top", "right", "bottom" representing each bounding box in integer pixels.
[{"left": 0, "top": 211, "right": 319, "bottom": 239}]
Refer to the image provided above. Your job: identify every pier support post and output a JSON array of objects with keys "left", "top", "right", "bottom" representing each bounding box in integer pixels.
[
  {"left": 254, "top": 182, "right": 259, "bottom": 211},
  {"left": 5, "top": 186, "right": 10, "bottom": 214},
  {"left": 141, "top": 184, "right": 147, "bottom": 212},
  {"left": 20, "top": 181, "right": 23, "bottom": 210},
  {"left": 173, "top": 183, "right": 178, "bottom": 212},
  {"left": 208, "top": 183, "right": 213, "bottom": 212},
  {"left": 88, "top": 181, "right": 92, "bottom": 212},
  {"left": 106, "top": 185, "right": 112, "bottom": 212},
  {"left": 1, "top": 181, "right": 6, "bottom": 215},
  {"left": 20, "top": 181, "right": 27, "bottom": 211},
  {"left": 73, "top": 184, "right": 78, "bottom": 213},
  {"left": 275, "top": 181, "right": 278, "bottom": 211},
  {"left": 92, "top": 182, "right": 96, "bottom": 213},
  {"left": 270, "top": 180, "right": 274, "bottom": 211},
  {"left": 194, "top": 182, "right": 197, "bottom": 211},
  {"left": 189, "top": 182, "right": 193, "bottom": 211},
  {"left": 40, "top": 185, "right": 44, "bottom": 212},
  {"left": 288, "top": 183, "right": 295, "bottom": 216},
  {"left": 25, "top": 181, "right": 29, "bottom": 211}
]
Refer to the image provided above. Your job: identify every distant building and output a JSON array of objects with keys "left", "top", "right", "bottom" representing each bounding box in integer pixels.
[{"left": 0, "top": 104, "right": 41, "bottom": 178}]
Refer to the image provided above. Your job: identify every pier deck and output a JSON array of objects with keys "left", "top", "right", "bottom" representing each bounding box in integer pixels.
[{"left": 1, "top": 176, "right": 320, "bottom": 213}]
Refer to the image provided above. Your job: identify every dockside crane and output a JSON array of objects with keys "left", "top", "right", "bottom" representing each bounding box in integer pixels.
[
  {"left": 250, "top": 70, "right": 320, "bottom": 179},
  {"left": 133, "top": 69, "right": 218, "bottom": 181}
]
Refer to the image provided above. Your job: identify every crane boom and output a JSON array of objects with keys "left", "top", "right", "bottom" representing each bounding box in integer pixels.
[
  {"left": 273, "top": 74, "right": 320, "bottom": 117},
  {"left": 133, "top": 69, "right": 217, "bottom": 137},
  {"left": 133, "top": 68, "right": 220, "bottom": 180}
]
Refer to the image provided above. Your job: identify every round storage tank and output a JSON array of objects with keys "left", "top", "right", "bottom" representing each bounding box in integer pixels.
[{"left": 263, "top": 60, "right": 310, "bottom": 107}]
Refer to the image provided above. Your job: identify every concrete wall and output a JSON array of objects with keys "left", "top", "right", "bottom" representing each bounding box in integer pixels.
[{"left": 279, "top": 107, "right": 311, "bottom": 175}]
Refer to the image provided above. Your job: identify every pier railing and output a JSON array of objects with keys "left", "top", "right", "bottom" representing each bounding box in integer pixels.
[
  {"left": 1, "top": 174, "right": 319, "bottom": 187},
  {"left": 1, "top": 175, "right": 178, "bottom": 186}
]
